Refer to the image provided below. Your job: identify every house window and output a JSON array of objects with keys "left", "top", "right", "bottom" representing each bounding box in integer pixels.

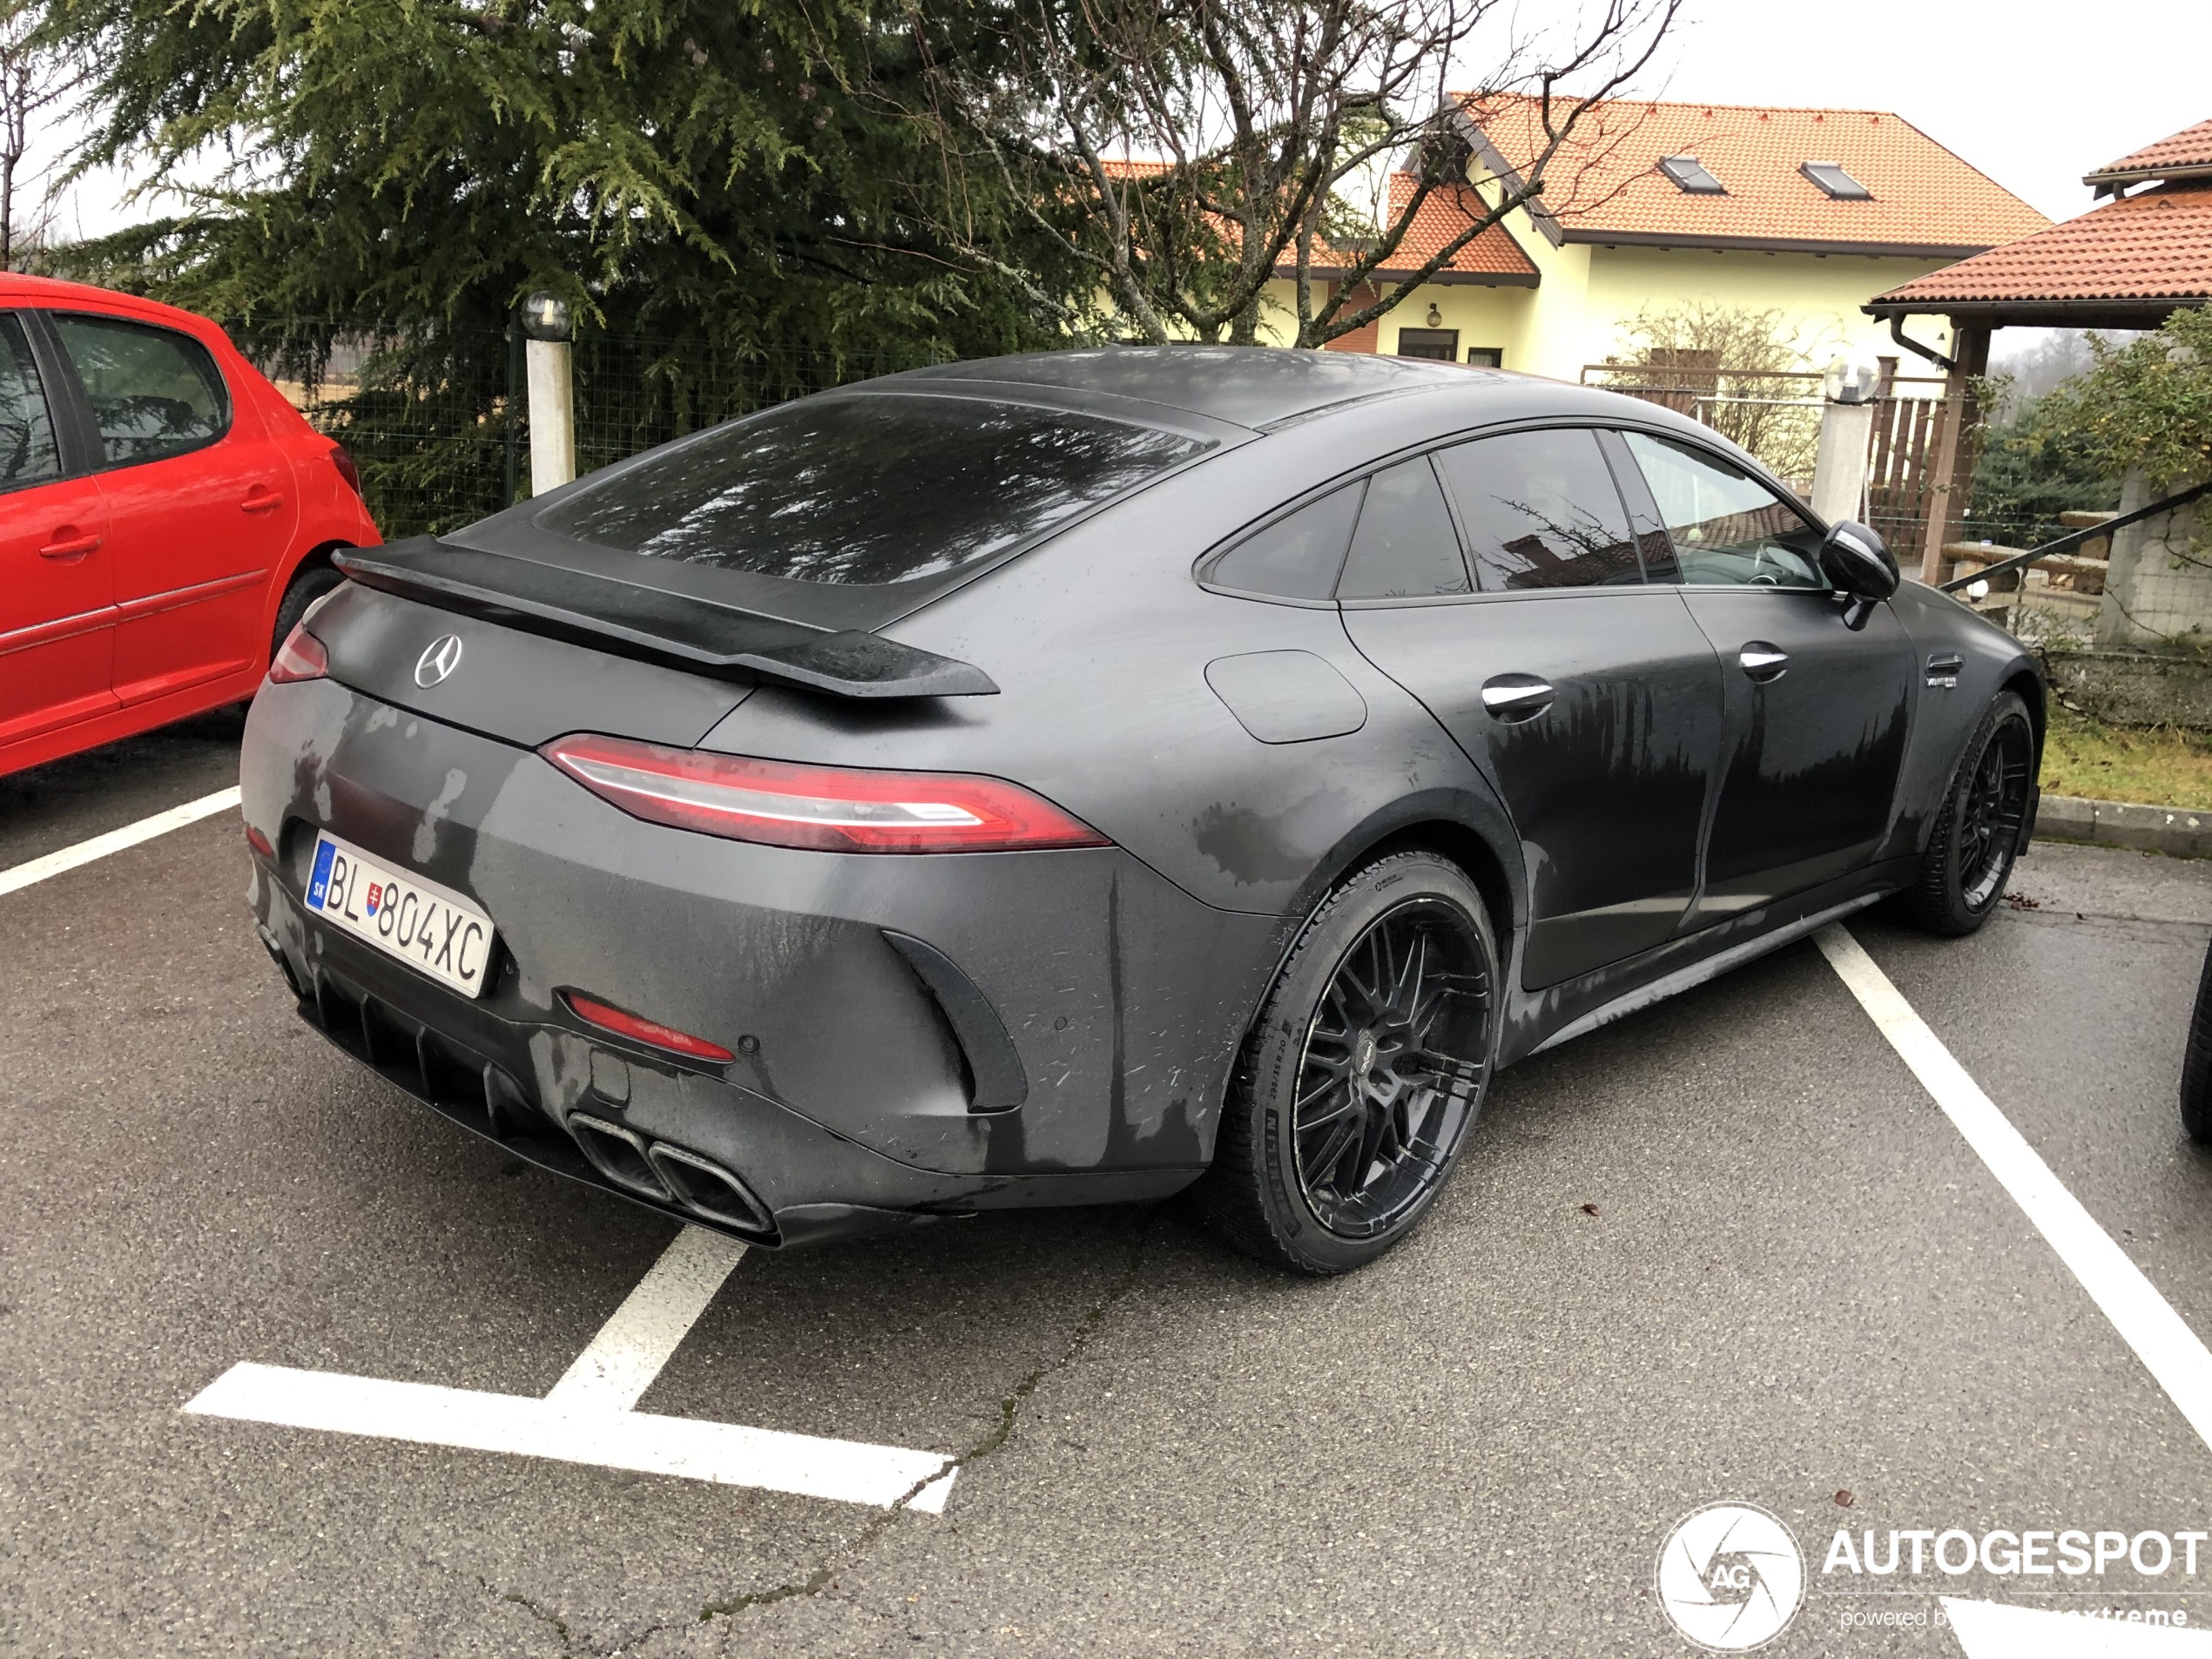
[
  {"left": 1801, "top": 161, "right": 1871, "bottom": 199},
  {"left": 1657, "top": 155, "right": 1725, "bottom": 194},
  {"left": 1396, "top": 327, "right": 1458, "bottom": 361},
  {"left": 1466, "top": 347, "right": 1503, "bottom": 368}
]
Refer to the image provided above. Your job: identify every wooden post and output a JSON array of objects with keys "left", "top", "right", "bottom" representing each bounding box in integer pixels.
[{"left": 1916, "top": 324, "right": 1991, "bottom": 585}]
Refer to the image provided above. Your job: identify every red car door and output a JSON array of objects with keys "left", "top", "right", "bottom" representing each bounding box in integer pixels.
[
  {"left": 47, "top": 309, "right": 300, "bottom": 708},
  {"left": 0, "top": 310, "right": 116, "bottom": 751}
]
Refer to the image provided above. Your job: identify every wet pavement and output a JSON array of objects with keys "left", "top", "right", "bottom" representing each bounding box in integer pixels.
[{"left": 5, "top": 724, "right": 2212, "bottom": 1657}]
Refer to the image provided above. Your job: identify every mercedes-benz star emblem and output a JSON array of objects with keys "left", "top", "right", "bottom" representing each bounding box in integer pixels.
[{"left": 414, "top": 634, "right": 464, "bottom": 688}]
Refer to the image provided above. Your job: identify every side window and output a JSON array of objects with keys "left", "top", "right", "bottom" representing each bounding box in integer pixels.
[
  {"left": 1204, "top": 482, "right": 1364, "bottom": 600},
  {"left": 51, "top": 313, "right": 229, "bottom": 468},
  {"left": 1621, "top": 432, "right": 1824, "bottom": 589},
  {"left": 1336, "top": 458, "right": 1469, "bottom": 601},
  {"left": 0, "top": 314, "right": 62, "bottom": 488},
  {"left": 1433, "top": 428, "right": 1643, "bottom": 590}
]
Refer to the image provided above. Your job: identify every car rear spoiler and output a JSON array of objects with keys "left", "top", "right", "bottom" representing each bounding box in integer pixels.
[{"left": 332, "top": 542, "right": 999, "bottom": 698}]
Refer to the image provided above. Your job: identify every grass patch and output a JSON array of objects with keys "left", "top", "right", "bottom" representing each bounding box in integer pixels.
[{"left": 2041, "top": 706, "right": 2212, "bottom": 808}]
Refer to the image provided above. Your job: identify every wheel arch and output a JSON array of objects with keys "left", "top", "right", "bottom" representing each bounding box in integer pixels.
[
  {"left": 263, "top": 539, "right": 355, "bottom": 663},
  {"left": 2002, "top": 664, "right": 2047, "bottom": 760},
  {"left": 1352, "top": 819, "right": 1519, "bottom": 953},
  {"left": 1206, "top": 795, "right": 1526, "bottom": 1144}
]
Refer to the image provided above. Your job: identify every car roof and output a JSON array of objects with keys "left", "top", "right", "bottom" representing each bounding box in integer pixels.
[
  {"left": 887, "top": 344, "right": 1492, "bottom": 430},
  {"left": 0, "top": 273, "right": 219, "bottom": 334}
]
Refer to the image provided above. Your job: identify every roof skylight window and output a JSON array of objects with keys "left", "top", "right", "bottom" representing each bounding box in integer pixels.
[
  {"left": 1801, "top": 161, "right": 1871, "bottom": 199},
  {"left": 1657, "top": 155, "right": 1726, "bottom": 194}
]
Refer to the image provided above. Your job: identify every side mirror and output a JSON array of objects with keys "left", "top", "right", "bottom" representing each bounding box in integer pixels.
[{"left": 1819, "top": 520, "right": 1898, "bottom": 627}]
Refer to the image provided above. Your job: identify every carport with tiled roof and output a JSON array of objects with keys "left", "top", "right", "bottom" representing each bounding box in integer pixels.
[{"left": 1866, "top": 119, "right": 2212, "bottom": 582}]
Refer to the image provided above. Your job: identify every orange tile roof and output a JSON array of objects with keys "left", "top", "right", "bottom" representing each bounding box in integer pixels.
[
  {"left": 1459, "top": 93, "right": 2049, "bottom": 255},
  {"left": 1096, "top": 161, "right": 1537, "bottom": 284},
  {"left": 1303, "top": 175, "right": 1536, "bottom": 283},
  {"left": 1870, "top": 183, "right": 2212, "bottom": 308},
  {"left": 1383, "top": 174, "right": 1537, "bottom": 279},
  {"left": 2085, "top": 118, "right": 2212, "bottom": 185}
]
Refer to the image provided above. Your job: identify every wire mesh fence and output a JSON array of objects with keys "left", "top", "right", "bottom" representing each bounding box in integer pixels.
[{"left": 238, "top": 321, "right": 947, "bottom": 540}]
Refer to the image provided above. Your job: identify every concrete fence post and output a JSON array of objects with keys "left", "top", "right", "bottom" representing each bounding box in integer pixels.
[
  {"left": 521, "top": 292, "right": 576, "bottom": 496},
  {"left": 2096, "top": 469, "right": 2211, "bottom": 647},
  {"left": 1811, "top": 354, "right": 1878, "bottom": 527}
]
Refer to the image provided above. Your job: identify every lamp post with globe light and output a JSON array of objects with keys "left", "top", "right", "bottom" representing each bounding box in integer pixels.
[
  {"left": 522, "top": 291, "right": 577, "bottom": 496},
  {"left": 1811, "top": 353, "right": 1881, "bottom": 528}
]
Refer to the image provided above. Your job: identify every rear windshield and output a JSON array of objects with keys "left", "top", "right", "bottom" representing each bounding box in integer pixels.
[{"left": 539, "top": 393, "right": 1211, "bottom": 585}]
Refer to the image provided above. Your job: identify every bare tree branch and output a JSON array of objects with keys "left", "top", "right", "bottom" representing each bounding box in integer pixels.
[
  {"left": 898, "top": 0, "right": 1679, "bottom": 349},
  {"left": 0, "top": 0, "right": 91, "bottom": 270}
]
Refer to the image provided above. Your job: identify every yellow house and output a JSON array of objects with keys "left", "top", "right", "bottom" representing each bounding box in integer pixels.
[{"left": 1260, "top": 97, "right": 2050, "bottom": 380}]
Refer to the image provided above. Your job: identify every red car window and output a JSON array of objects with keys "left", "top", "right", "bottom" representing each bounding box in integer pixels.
[
  {"left": 51, "top": 312, "right": 230, "bottom": 468},
  {"left": 0, "top": 314, "right": 63, "bottom": 487}
]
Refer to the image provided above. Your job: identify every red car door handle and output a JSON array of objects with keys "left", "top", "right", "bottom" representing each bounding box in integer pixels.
[
  {"left": 240, "top": 487, "right": 285, "bottom": 514},
  {"left": 38, "top": 530, "right": 103, "bottom": 560}
]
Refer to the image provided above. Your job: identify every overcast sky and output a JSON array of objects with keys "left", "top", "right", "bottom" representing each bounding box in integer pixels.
[
  {"left": 1649, "top": 0, "right": 2205, "bottom": 223},
  {"left": 38, "top": 0, "right": 2209, "bottom": 257}
]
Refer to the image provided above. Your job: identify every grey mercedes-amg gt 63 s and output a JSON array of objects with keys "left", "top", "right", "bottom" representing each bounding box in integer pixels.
[{"left": 240, "top": 346, "right": 2041, "bottom": 1273}]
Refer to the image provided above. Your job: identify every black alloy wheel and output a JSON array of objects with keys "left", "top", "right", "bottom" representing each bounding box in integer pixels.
[
  {"left": 2182, "top": 941, "right": 2212, "bottom": 1144},
  {"left": 1192, "top": 852, "right": 1499, "bottom": 1274},
  {"left": 1293, "top": 900, "right": 1491, "bottom": 1238},
  {"left": 1957, "top": 713, "right": 2033, "bottom": 913},
  {"left": 1902, "top": 689, "right": 2037, "bottom": 936}
]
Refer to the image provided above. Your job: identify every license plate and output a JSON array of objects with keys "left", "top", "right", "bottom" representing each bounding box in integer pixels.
[{"left": 305, "top": 832, "right": 497, "bottom": 998}]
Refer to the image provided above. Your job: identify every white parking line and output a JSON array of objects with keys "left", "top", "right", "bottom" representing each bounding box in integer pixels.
[
  {"left": 184, "top": 1224, "right": 959, "bottom": 1513},
  {"left": 0, "top": 786, "right": 242, "bottom": 899},
  {"left": 1817, "top": 925, "right": 2212, "bottom": 1456},
  {"left": 546, "top": 1225, "right": 749, "bottom": 1412}
]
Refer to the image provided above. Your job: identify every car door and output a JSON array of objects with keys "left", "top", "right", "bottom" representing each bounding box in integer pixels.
[
  {"left": 0, "top": 309, "right": 116, "bottom": 752},
  {"left": 47, "top": 309, "right": 300, "bottom": 707},
  {"left": 1615, "top": 429, "right": 1914, "bottom": 924},
  {"left": 1337, "top": 428, "right": 1725, "bottom": 989}
]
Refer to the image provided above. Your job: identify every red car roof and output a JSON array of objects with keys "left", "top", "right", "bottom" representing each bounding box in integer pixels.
[{"left": 0, "top": 273, "right": 221, "bottom": 334}]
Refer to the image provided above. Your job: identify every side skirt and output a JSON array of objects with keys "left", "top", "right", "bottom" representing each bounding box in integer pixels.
[{"left": 1527, "top": 891, "right": 1888, "bottom": 1057}]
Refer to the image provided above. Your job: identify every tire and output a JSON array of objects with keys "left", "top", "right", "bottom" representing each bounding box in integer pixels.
[
  {"left": 2181, "top": 942, "right": 2212, "bottom": 1144},
  {"left": 1898, "top": 690, "right": 2036, "bottom": 937},
  {"left": 1189, "top": 851, "right": 1501, "bottom": 1275},
  {"left": 269, "top": 557, "right": 344, "bottom": 668}
]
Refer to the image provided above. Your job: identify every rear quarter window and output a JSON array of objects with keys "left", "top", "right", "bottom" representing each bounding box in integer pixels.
[
  {"left": 540, "top": 393, "right": 1211, "bottom": 586},
  {"left": 52, "top": 313, "right": 230, "bottom": 466},
  {"left": 1201, "top": 483, "right": 1364, "bottom": 600}
]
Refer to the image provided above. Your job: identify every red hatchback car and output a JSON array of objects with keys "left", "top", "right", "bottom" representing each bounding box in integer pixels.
[{"left": 0, "top": 275, "right": 380, "bottom": 777}]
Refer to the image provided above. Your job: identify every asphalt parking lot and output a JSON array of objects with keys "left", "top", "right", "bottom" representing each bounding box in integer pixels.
[{"left": 8, "top": 722, "right": 2212, "bottom": 1657}]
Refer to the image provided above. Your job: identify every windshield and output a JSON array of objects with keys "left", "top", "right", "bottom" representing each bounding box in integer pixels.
[{"left": 538, "top": 393, "right": 1211, "bottom": 586}]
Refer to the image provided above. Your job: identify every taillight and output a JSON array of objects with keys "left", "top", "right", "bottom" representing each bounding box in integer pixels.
[
  {"left": 538, "top": 732, "right": 1111, "bottom": 854},
  {"left": 562, "top": 990, "right": 735, "bottom": 1062},
  {"left": 328, "top": 442, "right": 363, "bottom": 497},
  {"left": 268, "top": 624, "right": 328, "bottom": 684},
  {"left": 245, "top": 825, "right": 275, "bottom": 860}
]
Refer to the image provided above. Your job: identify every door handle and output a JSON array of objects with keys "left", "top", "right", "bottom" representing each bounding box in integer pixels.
[
  {"left": 37, "top": 529, "right": 102, "bottom": 560},
  {"left": 240, "top": 487, "right": 285, "bottom": 515},
  {"left": 1738, "top": 643, "right": 1790, "bottom": 683},
  {"left": 1480, "top": 675, "right": 1555, "bottom": 723}
]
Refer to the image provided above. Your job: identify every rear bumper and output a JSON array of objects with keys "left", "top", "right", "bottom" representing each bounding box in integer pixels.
[{"left": 241, "top": 676, "right": 1279, "bottom": 1244}]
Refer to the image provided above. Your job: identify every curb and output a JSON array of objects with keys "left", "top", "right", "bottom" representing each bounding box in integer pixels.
[{"left": 2034, "top": 794, "right": 2212, "bottom": 859}]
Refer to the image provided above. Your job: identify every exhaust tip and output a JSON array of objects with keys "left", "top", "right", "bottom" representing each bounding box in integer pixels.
[
  {"left": 646, "top": 1142, "right": 775, "bottom": 1236},
  {"left": 565, "top": 1115, "right": 671, "bottom": 1202}
]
